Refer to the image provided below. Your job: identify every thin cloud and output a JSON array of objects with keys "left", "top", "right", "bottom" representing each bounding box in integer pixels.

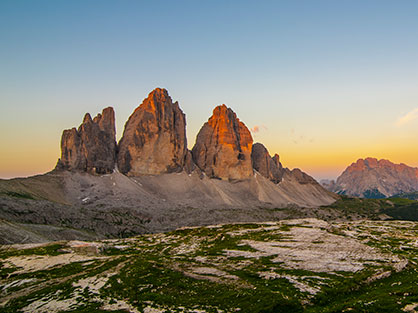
[
  {"left": 250, "top": 125, "right": 267, "bottom": 133},
  {"left": 396, "top": 108, "right": 418, "bottom": 126},
  {"left": 251, "top": 126, "right": 260, "bottom": 133}
]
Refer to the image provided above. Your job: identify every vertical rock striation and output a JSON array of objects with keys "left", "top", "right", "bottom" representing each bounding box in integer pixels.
[
  {"left": 251, "top": 143, "right": 284, "bottom": 183},
  {"left": 192, "top": 104, "right": 253, "bottom": 180},
  {"left": 57, "top": 107, "right": 117, "bottom": 174},
  {"left": 117, "top": 88, "right": 187, "bottom": 176},
  {"left": 251, "top": 142, "right": 318, "bottom": 185}
]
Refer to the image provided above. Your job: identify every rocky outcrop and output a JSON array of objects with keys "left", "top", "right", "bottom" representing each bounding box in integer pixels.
[
  {"left": 284, "top": 168, "right": 318, "bottom": 185},
  {"left": 272, "top": 154, "right": 281, "bottom": 169},
  {"left": 192, "top": 104, "right": 253, "bottom": 180},
  {"left": 320, "top": 179, "right": 336, "bottom": 190},
  {"left": 117, "top": 88, "right": 187, "bottom": 176},
  {"left": 328, "top": 157, "right": 418, "bottom": 198},
  {"left": 251, "top": 143, "right": 284, "bottom": 183},
  {"left": 184, "top": 150, "right": 196, "bottom": 174},
  {"left": 250, "top": 143, "right": 318, "bottom": 185},
  {"left": 57, "top": 107, "right": 117, "bottom": 174}
]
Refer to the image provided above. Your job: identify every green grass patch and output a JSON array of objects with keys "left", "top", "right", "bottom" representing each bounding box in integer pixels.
[
  {"left": 103, "top": 256, "right": 304, "bottom": 313},
  {"left": 322, "top": 195, "right": 418, "bottom": 222},
  {"left": 307, "top": 268, "right": 418, "bottom": 312},
  {"left": 0, "top": 243, "right": 68, "bottom": 259},
  {"left": 1, "top": 191, "right": 35, "bottom": 200}
]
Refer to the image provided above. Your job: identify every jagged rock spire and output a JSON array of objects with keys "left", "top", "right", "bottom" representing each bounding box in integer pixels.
[
  {"left": 192, "top": 104, "right": 253, "bottom": 180},
  {"left": 251, "top": 143, "right": 284, "bottom": 183},
  {"left": 57, "top": 107, "right": 117, "bottom": 174},
  {"left": 117, "top": 88, "right": 187, "bottom": 175}
]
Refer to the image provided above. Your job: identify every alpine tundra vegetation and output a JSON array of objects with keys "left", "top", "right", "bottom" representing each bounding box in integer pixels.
[{"left": 1, "top": 218, "right": 417, "bottom": 312}]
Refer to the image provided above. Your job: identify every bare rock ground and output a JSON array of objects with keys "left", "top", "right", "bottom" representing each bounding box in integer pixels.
[{"left": 0, "top": 218, "right": 417, "bottom": 312}]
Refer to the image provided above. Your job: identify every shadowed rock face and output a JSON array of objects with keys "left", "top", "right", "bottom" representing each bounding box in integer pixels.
[
  {"left": 250, "top": 143, "right": 317, "bottom": 185},
  {"left": 183, "top": 150, "right": 197, "bottom": 174},
  {"left": 57, "top": 107, "right": 117, "bottom": 174},
  {"left": 192, "top": 104, "right": 253, "bottom": 180},
  {"left": 117, "top": 88, "right": 187, "bottom": 176},
  {"left": 251, "top": 143, "right": 284, "bottom": 183}
]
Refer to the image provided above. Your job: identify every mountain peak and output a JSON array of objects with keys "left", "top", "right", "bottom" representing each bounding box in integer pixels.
[
  {"left": 148, "top": 87, "right": 169, "bottom": 99},
  {"left": 192, "top": 105, "right": 253, "bottom": 180},
  {"left": 328, "top": 157, "right": 418, "bottom": 198},
  {"left": 213, "top": 103, "right": 231, "bottom": 113},
  {"left": 57, "top": 107, "right": 116, "bottom": 174},
  {"left": 117, "top": 88, "right": 187, "bottom": 176},
  {"left": 133, "top": 88, "right": 173, "bottom": 114},
  {"left": 364, "top": 157, "right": 378, "bottom": 166},
  {"left": 82, "top": 113, "right": 92, "bottom": 124},
  {"left": 251, "top": 143, "right": 283, "bottom": 183},
  {"left": 210, "top": 104, "right": 241, "bottom": 125}
]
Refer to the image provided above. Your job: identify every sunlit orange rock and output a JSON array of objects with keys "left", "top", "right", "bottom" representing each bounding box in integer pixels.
[
  {"left": 117, "top": 88, "right": 187, "bottom": 175},
  {"left": 192, "top": 104, "right": 253, "bottom": 180},
  {"left": 330, "top": 157, "right": 418, "bottom": 197}
]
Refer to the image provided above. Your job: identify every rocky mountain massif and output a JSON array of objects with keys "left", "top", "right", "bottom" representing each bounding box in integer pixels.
[
  {"left": 323, "top": 157, "right": 418, "bottom": 198},
  {"left": 0, "top": 88, "right": 337, "bottom": 244},
  {"left": 56, "top": 87, "right": 332, "bottom": 195},
  {"left": 57, "top": 88, "right": 330, "bottom": 187}
]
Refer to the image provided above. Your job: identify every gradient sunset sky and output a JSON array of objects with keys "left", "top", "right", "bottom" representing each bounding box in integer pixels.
[{"left": 1, "top": 0, "right": 418, "bottom": 180}]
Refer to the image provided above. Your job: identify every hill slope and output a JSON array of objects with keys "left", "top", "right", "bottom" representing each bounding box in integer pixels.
[{"left": 0, "top": 170, "right": 337, "bottom": 244}]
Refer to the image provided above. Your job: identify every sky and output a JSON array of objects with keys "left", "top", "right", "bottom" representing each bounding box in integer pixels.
[{"left": 1, "top": 0, "right": 418, "bottom": 180}]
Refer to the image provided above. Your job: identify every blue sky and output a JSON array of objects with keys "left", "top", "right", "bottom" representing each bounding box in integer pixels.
[{"left": 1, "top": 0, "right": 418, "bottom": 179}]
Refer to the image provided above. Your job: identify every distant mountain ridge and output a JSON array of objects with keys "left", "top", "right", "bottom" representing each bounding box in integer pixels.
[{"left": 323, "top": 157, "right": 418, "bottom": 198}]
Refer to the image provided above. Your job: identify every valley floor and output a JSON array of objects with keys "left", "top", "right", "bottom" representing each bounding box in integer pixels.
[{"left": 1, "top": 218, "right": 417, "bottom": 313}]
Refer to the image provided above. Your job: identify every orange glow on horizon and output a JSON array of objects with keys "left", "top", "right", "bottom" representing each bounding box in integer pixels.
[
  {"left": 1, "top": 113, "right": 417, "bottom": 180},
  {"left": 1, "top": 137, "right": 417, "bottom": 180}
]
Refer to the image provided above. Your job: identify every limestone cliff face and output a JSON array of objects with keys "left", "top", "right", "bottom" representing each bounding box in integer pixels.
[
  {"left": 55, "top": 88, "right": 323, "bottom": 195},
  {"left": 329, "top": 157, "right": 418, "bottom": 198},
  {"left": 117, "top": 88, "right": 187, "bottom": 176},
  {"left": 57, "top": 107, "right": 117, "bottom": 174},
  {"left": 192, "top": 104, "right": 253, "bottom": 180},
  {"left": 251, "top": 143, "right": 283, "bottom": 183}
]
